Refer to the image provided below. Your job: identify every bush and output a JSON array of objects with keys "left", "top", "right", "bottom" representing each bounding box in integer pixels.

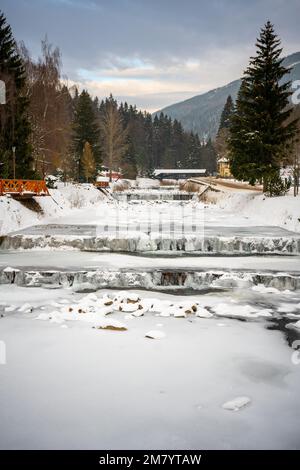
[
  {"left": 45, "top": 175, "right": 58, "bottom": 189},
  {"left": 264, "top": 171, "right": 291, "bottom": 197}
]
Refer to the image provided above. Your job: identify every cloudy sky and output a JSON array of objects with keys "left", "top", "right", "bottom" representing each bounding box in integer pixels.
[{"left": 2, "top": 0, "right": 300, "bottom": 112}]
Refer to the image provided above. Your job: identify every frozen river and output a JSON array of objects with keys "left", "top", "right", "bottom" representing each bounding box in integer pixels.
[
  {"left": 0, "top": 193, "right": 300, "bottom": 449},
  {"left": 2, "top": 199, "right": 299, "bottom": 254},
  {"left": 1, "top": 250, "right": 300, "bottom": 272},
  {"left": 0, "top": 286, "right": 300, "bottom": 449}
]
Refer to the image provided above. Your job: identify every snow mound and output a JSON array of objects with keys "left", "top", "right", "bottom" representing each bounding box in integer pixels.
[
  {"left": 212, "top": 303, "right": 272, "bottom": 319},
  {"left": 222, "top": 396, "right": 251, "bottom": 411},
  {"left": 30, "top": 290, "right": 280, "bottom": 327},
  {"left": 215, "top": 191, "right": 300, "bottom": 233},
  {"left": 145, "top": 330, "right": 166, "bottom": 339},
  {"left": 196, "top": 306, "right": 213, "bottom": 318},
  {"left": 288, "top": 320, "right": 300, "bottom": 330}
]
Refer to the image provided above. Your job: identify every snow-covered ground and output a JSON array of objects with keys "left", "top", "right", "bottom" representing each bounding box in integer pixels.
[
  {"left": 1, "top": 181, "right": 300, "bottom": 449},
  {"left": 0, "top": 183, "right": 104, "bottom": 236},
  {"left": 212, "top": 190, "right": 300, "bottom": 233},
  {"left": 1, "top": 182, "right": 299, "bottom": 237},
  {"left": 0, "top": 285, "right": 300, "bottom": 449}
]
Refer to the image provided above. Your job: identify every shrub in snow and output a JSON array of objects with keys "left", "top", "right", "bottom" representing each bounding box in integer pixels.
[
  {"left": 264, "top": 171, "right": 291, "bottom": 197},
  {"left": 45, "top": 175, "right": 58, "bottom": 189}
]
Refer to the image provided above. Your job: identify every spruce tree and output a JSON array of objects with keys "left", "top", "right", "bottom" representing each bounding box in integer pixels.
[
  {"left": 215, "top": 95, "right": 234, "bottom": 165},
  {"left": 71, "top": 89, "right": 101, "bottom": 180},
  {"left": 229, "top": 21, "right": 298, "bottom": 190},
  {"left": 218, "top": 95, "right": 234, "bottom": 133},
  {"left": 0, "top": 12, "right": 33, "bottom": 178}
]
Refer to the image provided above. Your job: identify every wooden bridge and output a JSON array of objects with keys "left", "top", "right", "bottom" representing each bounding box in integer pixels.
[{"left": 0, "top": 179, "right": 50, "bottom": 198}]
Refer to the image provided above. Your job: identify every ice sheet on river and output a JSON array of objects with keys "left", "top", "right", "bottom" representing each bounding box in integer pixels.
[{"left": 1, "top": 285, "right": 300, "bottom": 449}]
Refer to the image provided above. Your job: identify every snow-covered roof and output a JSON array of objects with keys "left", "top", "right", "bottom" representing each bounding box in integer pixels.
[{"left": 153, "top": 169, "right": 207, "bottom": 175}]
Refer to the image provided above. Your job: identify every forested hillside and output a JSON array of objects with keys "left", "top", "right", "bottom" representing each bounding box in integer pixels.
[{"left": 155, "top": 52, "right": 300, "bottom": 139}]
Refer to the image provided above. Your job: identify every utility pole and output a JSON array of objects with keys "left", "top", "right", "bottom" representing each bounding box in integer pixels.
[
  {"left": 294, "top": 161, "right": 299, "bottom": 197},
  {"left": 12, "top": 146, "right": 16, "bottom": 179}
]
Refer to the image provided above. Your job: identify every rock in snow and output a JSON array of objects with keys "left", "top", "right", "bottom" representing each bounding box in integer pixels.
[
  {"left": 18, "top": 303, "right": 32, "bottom": 313},
  {"left": 94, "top": 319, "right": 127, "bottom": 331},
  {"left": 288, "top": 319, "right": 300, "bottom": 330},
  {"left": 222, "top": 396, "right": 251, "bottom": 411},
  {"left": 196, "top": 306, "right": 213, "bottom": 318},
  {"left": 145, "top": 330, "right": 166, "bottom": 339}
]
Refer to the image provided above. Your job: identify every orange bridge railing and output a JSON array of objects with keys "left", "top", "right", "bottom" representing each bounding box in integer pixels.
[{"left": 0, "top": 179, "right": 50, "bottom": 196}]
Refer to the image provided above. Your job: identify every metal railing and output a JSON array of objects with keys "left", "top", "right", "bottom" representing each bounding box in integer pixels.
[{"left": 0, "top": 179, "right": 50, "bottom": 196}]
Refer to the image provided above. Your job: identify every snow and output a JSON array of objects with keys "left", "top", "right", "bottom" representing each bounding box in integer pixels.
[
  {"left": 136, "top": 177, "right": 160, "bottom": 189},
  {"left": 1, "top": 285, "right": 300, "bottom": 449},
  {"left": 212, "top": 303, "right": 272, "bottom": 319},
  {"left": 1, "top": 182, "right": 300, "bottom": 449},
  {"left": 145, "top": 330, "right": 166, "bottom": 339},
  {"left": 289, "top": 319, "right": 300, "bottom": 330},
  {"left": 1, "top": 182, "right": 299, "bottom": 241},
  {"left": 252, "top": 284, "right": 293, "bottom": 295},
  {"left": 222, "top": 396, "right": 251, "bottom": 411},
  {"left": 0, "top": 182, "right": 104, "bottom": 236},
  {"left": 1, "top": 250, "right": 300, "bottom": 272},
  {"left": 213, "top": 191, "right": 300, "bottom": 233},
  {"left": 196, "top": 306, "right": 213, "bottom": 318}
]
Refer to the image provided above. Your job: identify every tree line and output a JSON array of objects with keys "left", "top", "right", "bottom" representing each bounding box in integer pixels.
[{"left": 0, "top": 11, "right": 217, "bottom": 181}]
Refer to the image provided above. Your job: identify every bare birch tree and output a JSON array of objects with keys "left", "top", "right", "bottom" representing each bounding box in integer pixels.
[
  {"left": 100, "top": 96, "right": 127, "bottom": 180},
  {"left": 81, "top": 141, "right": 95, "bottom": 182}
]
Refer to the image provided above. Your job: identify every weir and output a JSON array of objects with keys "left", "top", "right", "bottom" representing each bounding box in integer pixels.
[
  {"left": 113, "top": 189, "right": 195, "bottom": 201},
  {"left": 1, "top": 266, "right": 300, "bottom": 292},
  {"left": 1, "top": 232, "right": 300, "bottom": 254}
]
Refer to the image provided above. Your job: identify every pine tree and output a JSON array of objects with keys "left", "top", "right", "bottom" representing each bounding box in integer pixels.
[
  {"left": 72, "top": 89, "right": 100, "bottom": 181},
  {"left": 81, "top": 141, "right": 96, "bottom": 182},
  {"left": 229, "top": 21, "right": 298, "bottom": 191},
  {"left": 186, "top": 132, "right": 200, "bottom": 168},
  {"left": 218, "top": 95, "right": 234, "bottom": 132},
  {"left": 0, "top": 11, "right": 33, "bottom": 178},
  {"left": 215, "top": 95, "right": 234, "bottom": 164},
  {"left": 203, "top": 138, "right": 217, "bottom": 174}
]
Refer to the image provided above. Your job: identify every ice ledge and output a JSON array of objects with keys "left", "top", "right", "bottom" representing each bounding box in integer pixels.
[
  {"left": 1, "top": 232, "right": 300, "bottom": 254},
  {"left": 1, "top": 267, "right": 299, "bottom": 291}
]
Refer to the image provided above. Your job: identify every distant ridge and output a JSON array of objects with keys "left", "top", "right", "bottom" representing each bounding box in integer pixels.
[{"left": 153, "top": 52, "right": 300, "bottom": 139}]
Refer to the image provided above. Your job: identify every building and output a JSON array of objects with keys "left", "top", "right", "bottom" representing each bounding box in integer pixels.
[
  {"left": 217, "top": 158, "right": 231, "bottom": 178},
  {"left": 153, "top": 169, "right": 208, "bottom": 180},
  {"left": 97, "top": 167, "right": 122, "bottom": 181}
]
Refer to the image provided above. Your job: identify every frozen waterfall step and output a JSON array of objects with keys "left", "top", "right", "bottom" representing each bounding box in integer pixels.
[
  {"left": 1, "top": 266, "right": 300, "bottom": 291},
  {"left": 5, "top": 223, "right": 299, "bottom": 238},
  {"left": 113, "top": 190, "right": 196, "bottom": 201},
  {"left": 1, "top": 225, "right": 300, "bottom": 254}
]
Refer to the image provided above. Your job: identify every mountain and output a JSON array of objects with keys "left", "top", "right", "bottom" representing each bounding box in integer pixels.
[{"left": 153, "top": 52, "right": 300, "bottom": 139}]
